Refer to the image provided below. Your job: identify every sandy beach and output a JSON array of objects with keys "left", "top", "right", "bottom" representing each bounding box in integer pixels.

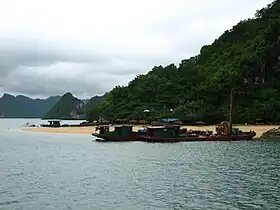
[{"left": 21, "top": 124, "right": 280, "bottom": 138}]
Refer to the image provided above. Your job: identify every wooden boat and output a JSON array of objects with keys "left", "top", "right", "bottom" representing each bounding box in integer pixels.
[
  {"left": 92, "top": 125, "right": 145, "bottom": 142},
  {"left": 141, "top": 125, "right": 256, "bottom": 143},
  {"left": 92, "top": 124, "right": 255, "bottom": 143}
]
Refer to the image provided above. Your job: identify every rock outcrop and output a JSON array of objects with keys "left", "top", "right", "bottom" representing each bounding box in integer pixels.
[{"left": 260, "top": 127, "right": 280, "bottom": 140}]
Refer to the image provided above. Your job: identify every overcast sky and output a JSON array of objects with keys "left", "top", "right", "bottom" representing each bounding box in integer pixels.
[{"left": 0, "top": 0, "right": 272, "bottom": 99}]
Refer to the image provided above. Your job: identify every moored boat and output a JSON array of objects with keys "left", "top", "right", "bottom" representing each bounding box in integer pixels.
[
  {"left": 92, "top": 122, "right": 256, "bottom": 143},
  {"left": 142, "top": 124, "right": 256, "bottom": 143},
  {"left": 40, "top": 120, "right": 61, "bottom": 127},
  {"left": 92, "top": 125, "right": 145, "bottom": 142}
]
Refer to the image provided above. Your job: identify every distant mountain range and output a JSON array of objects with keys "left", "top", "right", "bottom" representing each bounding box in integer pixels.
[
  {"left": 0, "top": 92, "right": 104, "bottom": 119},
  {"left": 0, "top": 93, "right": 61, "bottom": 118}
]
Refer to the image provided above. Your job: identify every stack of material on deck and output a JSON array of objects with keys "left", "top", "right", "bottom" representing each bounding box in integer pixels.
[{"left": 261, "top": 127, "right": 280, "bottom": 140}]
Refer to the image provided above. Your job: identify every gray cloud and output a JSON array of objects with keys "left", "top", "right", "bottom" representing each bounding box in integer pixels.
[
  {"left": 0, "top": 37, "right": 110, "bottom": 70},
  {"left": 2, "top": 62, "right": 139, "bottom": 98},
  {"left": 0, "top": 0, "right": 273, "bottom": 98}
]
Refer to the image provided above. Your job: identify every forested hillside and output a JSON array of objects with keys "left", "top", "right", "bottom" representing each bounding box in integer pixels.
[
  {"left": 44, "top": 92, "right": 86, "bottom": 119},
  {"left": 88, "top": 1, "right": 280, "bottom": 124},
  {"left": 44, "top": 93, "right": 104, "bottom": 120}
]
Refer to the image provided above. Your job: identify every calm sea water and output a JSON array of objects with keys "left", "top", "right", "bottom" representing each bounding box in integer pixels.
[{"left": 0, "top": 119, "right": 280, "bottom": 210}]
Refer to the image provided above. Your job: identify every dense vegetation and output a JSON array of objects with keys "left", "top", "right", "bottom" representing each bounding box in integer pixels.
[
  {"left": 44, "top": 92, "right": 85, "bottom": 119},
  {"left": 44, "top": 93, "right": 104, "bottom": 120},
  {"left": 86, "top": 95, "right": 104, "bottom": 111},
  {"left": 85, "top": 95, "right": 104, "bottom": 120},
  {"left": 87, "top": 0, "right": 280, "bottom": 124},
  {"left": 0, "top": 93, "right": 61, "bottom": 118}
]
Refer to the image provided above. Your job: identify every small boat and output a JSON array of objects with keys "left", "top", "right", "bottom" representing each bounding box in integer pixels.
[
  {"left": 92, "top": 125, "right": 145, "bottom": 142},
  {"left": 22, "top": 122, "right": 37, "bottom": 127},
  {"left": 40, "top": 120, "right": 62, "bottom": 127}
]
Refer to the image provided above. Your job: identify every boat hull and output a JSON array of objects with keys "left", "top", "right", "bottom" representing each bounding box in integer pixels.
[
  {"left": 92, "top": 133, "right": 144, "bottom": 142},
  {"left": 142, "top": 134, "right": 255, "bottom": 143},
  {"left": 92, "top": 132, "right": 255, "bottom": 143}
]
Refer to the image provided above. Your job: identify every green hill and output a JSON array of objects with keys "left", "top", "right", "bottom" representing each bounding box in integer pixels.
[
  {"left": 0, "top": 93, "right": 61, "bottom": 118},
  {"left": 88, "top": 0, "right": 280, "bottom": 124},
  {"left": 85, "top": 94, "right": 105, "bottom": 121},
  {"left": 87, "top": 95, "right": 104, "bottom": 108},
  {"left": 43, "top": 93, "right": 104, "bottom": 120},
  {"left": 44, "top": 92, "right": 86, "bottom": 119}
]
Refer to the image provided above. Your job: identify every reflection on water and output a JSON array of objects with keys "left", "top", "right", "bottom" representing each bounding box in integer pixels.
[{"left": 0, "top": 119, "right": 280, "bottom": 209}]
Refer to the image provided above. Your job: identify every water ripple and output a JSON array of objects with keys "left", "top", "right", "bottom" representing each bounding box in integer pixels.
[
  {"left": 0, "top": 200, "right": 19, "bottom": 206},
  {"left": 1, "top": 126, "right": 280, "bottom": 209}
]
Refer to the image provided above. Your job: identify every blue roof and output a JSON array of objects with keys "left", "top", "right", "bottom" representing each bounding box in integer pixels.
[{"left": 159, "top": 118, "right": 179, "bottom": 122}]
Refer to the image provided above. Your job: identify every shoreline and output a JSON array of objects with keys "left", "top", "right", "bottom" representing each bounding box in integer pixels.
[{"left": 21, "top": 124, "right": 280, "bottom": 138}]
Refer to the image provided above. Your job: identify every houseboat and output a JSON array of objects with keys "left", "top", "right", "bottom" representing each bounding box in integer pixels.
[
  {"left": 141, "top": 124, "right": 256, "bottom": 143},
  {"left": 92, "top": 125, "right": 145, "bottom": 142}
]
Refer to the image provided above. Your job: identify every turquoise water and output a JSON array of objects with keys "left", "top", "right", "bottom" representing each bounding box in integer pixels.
[{"left": 0, "top": 119, "right": 280, "bottom": 210}]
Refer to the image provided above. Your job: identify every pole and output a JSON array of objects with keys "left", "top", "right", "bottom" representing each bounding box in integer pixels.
[{"left": 228, "top": 88, "right": 234, "bottom": 135}]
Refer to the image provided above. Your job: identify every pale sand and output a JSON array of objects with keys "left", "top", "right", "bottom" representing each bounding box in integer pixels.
[{"left": 21, "top": 125, "right": 280, "bottom": 138}]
